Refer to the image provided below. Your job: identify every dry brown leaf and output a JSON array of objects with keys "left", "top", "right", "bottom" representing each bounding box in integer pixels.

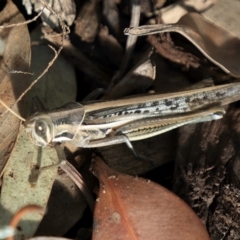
[
  {"left": 98, "top": 25, "right": 123, "bottom": 67},
  {"left": 23, "top": 0, "right": 76, "bottom": 28},
  {"left": 42, "top": 25, "right": 110, "bottom": 85},
  {"left": 103, "top": 0, "right": 122, "bottom": 39},
  {"left": 91, "top": 156, "right": 210, "bottom": 240},
  {"left": 35, "top": 173, "right": 89, "bottom": 236},
  {"left": 183, "top": 0, "right": 218, "bottom": 11},
  {"left": 105, "top": 48, "right": 155, "bottom": 99},
  {"left": 36, "top": 148, "right": 94, "bottom": 236},
  {"left": 202, "top": 0, "right": 240, "bottom": 39},
  {"left": 74, "top": 0, "right": 100, "bottom": 42},
  {"left": 126, "top": 12, "right": 240, "bottom": 77},
  {"left": 160, "top": 0, "right": 218, "bottom": 24},
  {"left": 26, "top": 25, "right": 77, "bottom": 109},
  {"left": 178, "top": 12, "right": 240, "bottom": 77},
  {"left": 0, "top": 130, "right": 59, "bottom": 239},
  {"left": 99, "top": 130, "right": 177, "bottom": 175},
  {"left": 0, "top": 0, "right": 31, "bottom": 176},
  {"left": 140, "top": 0, "right": 166, "bottom": 17},
  {"left": 0, "top": 24, "right": 77, "bottom": 238}
]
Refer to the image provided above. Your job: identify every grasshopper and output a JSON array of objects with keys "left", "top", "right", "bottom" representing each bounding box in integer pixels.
[{"left": 20, "top": 82, "right": 240, "bottom": 160}]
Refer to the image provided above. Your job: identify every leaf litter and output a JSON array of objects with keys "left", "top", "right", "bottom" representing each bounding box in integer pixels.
[
  {"left": 0, "top": 0, "right": 240, "bottom": 239},
  {"left": 91, "top": 155, "right": 209, "bottom": 240},
  {"left": 0, "top": 0, "right": 31, "bottom": 177}
]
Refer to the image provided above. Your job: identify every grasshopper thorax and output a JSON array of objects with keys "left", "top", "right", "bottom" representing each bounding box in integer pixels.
[{"left": 25, "top": 113, "right": 54, "bottom": 147}]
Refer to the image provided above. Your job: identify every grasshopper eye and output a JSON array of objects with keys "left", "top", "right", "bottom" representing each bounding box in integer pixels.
[
  {"left": 35, "top": 120, "right": 47, "bottom": 137},
  {"left": 32, "top": 119, "right": 53, "bottom": 147},
  {"left": 25, "top": 114, "right": 53, "bottom": 147}
]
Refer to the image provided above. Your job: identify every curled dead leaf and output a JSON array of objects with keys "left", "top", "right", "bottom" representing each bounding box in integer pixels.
[
  {"left": 160, "top": 0, "right": 218, "bottom": 24},
  {"left": 0, "top": 22, "right": 77, "bottom": 239},
  {"left": 23, "top": 0, "right": 76, "bottom": 29},
  {"left": 202, "top": 0, "right": 240, "bottom": 39},
  {"left": 125, "top": 12, "right": 240, "bottom": 77},
  {"left": 74, "top": 0, "right": 100, "bottom": 42},
  {"left": 105, "top": 48, "right": 155, "bottom": 99},
  {"left": 102, "top": 0, "right": 122, "bottom": 39},
  {"left": 98, "top": 25, "right": 123, "bottom": 67},
  {"left": 0, "top": 0, "right": 31, "bottom": 176},
  {"left": 90, "top": 156, "right": 210, "bottom": 240}
]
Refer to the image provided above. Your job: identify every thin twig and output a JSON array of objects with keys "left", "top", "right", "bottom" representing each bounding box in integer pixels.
[
  {"left": 6, "top": 205, "right": 44, "bottom": 240},
  {"left": 60, "top": 160, "right": 95, "bottom": 212},
  {"left": 110, "top": 0, "right": 141, "bottom": 87},
  {"left": 1, "top": 0, "right": 69, "bottom": 117},
  {"left": 0, "top": 99, "right": 26, "bottom": 121},
  {"left": 14, "top": 44, "right": 62, "bottom": 105},
  {"left": 54, "top": 144, "right": 95, "bottom": 212},
  {"left": 9, "top": 70, "right": 34, "bottom": 75},
  {"left": 0, "top": 10, "right": 44, "bottom": 29},
  {"left": 13, "top": 0, "right": 68, "bottom": 106},
  {"left": 120, "top": 0, "right": 141, "bottom": 73}
]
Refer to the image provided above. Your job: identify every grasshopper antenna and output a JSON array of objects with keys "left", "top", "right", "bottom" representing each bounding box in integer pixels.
[{"left": 0, "top": 99, "right": 26, "bottom": 122}]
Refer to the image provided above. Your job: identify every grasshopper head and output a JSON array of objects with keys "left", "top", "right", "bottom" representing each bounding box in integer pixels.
[{"left": 25, "top": 114, "right": 54, "bottom": 147}]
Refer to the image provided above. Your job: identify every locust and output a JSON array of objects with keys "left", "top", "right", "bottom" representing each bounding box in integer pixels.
[{"left": 17, "top": 82, "right": 240, "bottom": 160}]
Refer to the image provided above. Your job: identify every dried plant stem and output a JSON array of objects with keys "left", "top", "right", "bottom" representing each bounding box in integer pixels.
[
  {"left": 1, "top": 0, "right": 69, "bottom": 117},
  {"left": 14, "top": 44, "right": 62, "bottom": 105},
  {"left": 0, "top": 99, "right": 26, "bottom": 121},
  {"left": 6, "top": 205, "right": 44, "bottom": 240},
  {"left": 60, "top": 160, "right": 95, "bottom": 212},
  {"left": 54, "top": 144, "right": 95, "bottom": 212},
  {"left": 9, "top": 70, "right": 34, "bottom": 75},
  {"left": 119, "top": 0, "right": 141, "bottom": 74},
  {"left": 0, "top": 10, "right": 44, "bottom": 29},
  {"left": 14, "top": 0, "right": 69, "bottom": 105},
  {"left": 110, "top": 0, "right": 141, "bottom": 87}
]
